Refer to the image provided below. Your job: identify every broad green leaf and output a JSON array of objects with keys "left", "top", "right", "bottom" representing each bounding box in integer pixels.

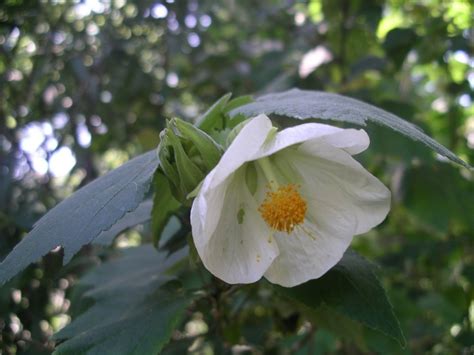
[
  {"left": 93, "top": 199, "right": 153, "bottom": 246},
  {"left": 309, "top": 305, "right": 367, "bottom": 350},
  {"left": 279, "top": 329, "right": 338, "bottom": 355},
  {"left": 0, "top": 151, "right": 159, "bottom": 286},
  {"left": 159, "top": 218, "right": 189, "bottom": 256},
  {"left": 275, "top": 250, "right": 406, "bottom": 346},
  {"left": 230, "top": 89, "right": 469, "bottom": 168},
  {"left": 152, "top": 172, "right": 181, "bottom": 247},
  {"left": 161, "top": 338, "right": 195, "bottom": 355},
  {"left": 53, "top": 246, "right": 192, "bottom": 355},
  {"left": 402, "top": 163, "right": 474, "bottom": 233}
]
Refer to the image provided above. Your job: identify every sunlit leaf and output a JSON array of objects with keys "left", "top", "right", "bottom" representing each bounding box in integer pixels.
[
  {"left": 230, "top": 89, "right": 469, "bottom": 168},
  {"left": 275, "top": 250, "right": 406, "bottom": 346},
  {"left": 93, "top": 199, "right": 153, "bottom": 246},
  {"left": 0, "top": 151, "right": 159, "bottom": 286},
  {"left": 53, "top": 246, "right": 192, "bottom": 355},
  {"left": 402, "top": 163, "right": 474, "bottom": 233}
]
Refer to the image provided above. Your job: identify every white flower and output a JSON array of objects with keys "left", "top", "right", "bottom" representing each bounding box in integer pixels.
[{"left": 190, "top": 114, "right": 391, "bottom": 287}]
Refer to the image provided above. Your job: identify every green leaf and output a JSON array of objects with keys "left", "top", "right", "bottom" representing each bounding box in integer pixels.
[
  {"left": 309, "top": 305, "right": 368, "bottom": 350},
  {"left": 53, "top": 245, "right": 192, "bottom": 355},
  {"left": 93, "top": 199, "right": 153, "bottom": 246},
  {"left": 230, "top": 89, "right": 469, "bottom": 168},
  {"left": 152, "top": 172, "right": 182, "bottom": 247},
  {"left": 169, "top": 118, "right": 223, "bottom": 172},
  {"left": 275, "top": 250, "right": 406, "bottom": 346},
  {"left": 0, "top": 150, "right": 159, "bottom": 286},
  {"left": 159, "top": 218, "right": 189, "bottom": 256},
  {"left": 223, "top": 95, "right": 254, "bottom": 113},
  {"left": 383, "top": 28, "right": 419, "bottom": 68},
  {"left": 196, "top": 93, "right": 232, "bottom": 132},
  {"left": 402, "top": 163, "right": 474, "bottom": 233},
  {"left": 161, "top": 338, "right": 195, "bottom": 355},
  {"left": 279, "top": 329, "right": 338, "bottom": 355},
  {"left": 165, "top": 128, "right": 205, "bottom": 196}
]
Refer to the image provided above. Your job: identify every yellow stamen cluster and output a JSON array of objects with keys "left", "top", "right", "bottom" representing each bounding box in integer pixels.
[{"left": 258, "top": 184, "right": 307, "bottom": 233}]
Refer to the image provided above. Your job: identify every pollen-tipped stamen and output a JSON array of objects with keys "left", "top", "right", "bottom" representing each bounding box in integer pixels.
[{"left": 258, "top": 184, "right": 307, "bottom": 233}]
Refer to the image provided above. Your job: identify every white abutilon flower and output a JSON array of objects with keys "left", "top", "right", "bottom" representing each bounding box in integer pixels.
[{"left": 190, "top": 114, "right": 391, "bottom": 287}]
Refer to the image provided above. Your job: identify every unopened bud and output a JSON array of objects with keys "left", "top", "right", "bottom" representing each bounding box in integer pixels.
[{"left": 157, "top": 118, "right": 223, "bottom": 204}]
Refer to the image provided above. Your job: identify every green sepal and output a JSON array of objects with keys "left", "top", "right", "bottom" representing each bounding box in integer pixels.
[
  {"left": 225, "top": 118, "right": 251, "bottom": 147},
  {"left": 186, "top": 233, "right": 201, "bottom": 268},
  {"left": 196, "top": 92, "right": 232, "bottom": 132},
  {"left": 166, "top": 127, "right": 205, "bottom": 202},
  {"left": 157, "top": 130, "right": 179, "bottom": 182},
  {"left": 158, "top": 118, "right": 224, "bottom": 204},
  {"left": 223, "top": 95, "right": 254, "bottom": 113},
  {"left": 151, "top": 171, "right": 181, "bottom": 247},
  {"left": 186, "top": 180, "right": 203, "bottom": 200},
  {"left": 170, "top": 117, "right": 223, "bottom": 171}
]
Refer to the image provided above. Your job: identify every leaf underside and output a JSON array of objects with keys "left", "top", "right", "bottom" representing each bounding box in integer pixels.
[
  {"left": 276, "top": 249, "right": 406, "bottom": 346},
  {"left": 93, "top": 199, "right": 153, "bottom": 246},
  {"left": 0, "top": 150, "right": 159, "bottom": 286},
  {"left": 53, "top": 246, "right": 191, "bottom": 355},
  {"left": 230, "top": 89, "right": 469, "bottom": 168}
]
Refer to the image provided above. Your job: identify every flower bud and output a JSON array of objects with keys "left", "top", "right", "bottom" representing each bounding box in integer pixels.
[{"left": 158, "top": 118, "right": 223, "bottom": 204}]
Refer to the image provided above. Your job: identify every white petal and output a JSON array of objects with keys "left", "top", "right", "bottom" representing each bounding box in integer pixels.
[
  {"left": 264, "top": 220, "right": 351, "bottom": 287},
  {"left": 207, "top": 114, "right": 273, "bottom": 189},
  {"left": 256, "top": 122, "right": 344, "bottom": 159},
  {"left": 191, "top": 117, "right": 387, "bottom": 286},
  {"left": 203, "top": 118, "right": 363, "bottom": 191},
  {"left": 263, "top": 138, "right": 389, "bottom": 287},
  {"left": 190, "top": 168, "right": 225, "bottom": 247},
  {"left": 191, "top": 167, "right": 279, "bottom": 284},
  {"left": 289, "top": 140, "right": 391, "bottom": 236},
  {"left": 321, "top": 128, "right": 370, "bottom": 155},
  {"left": 193, "top": 114, "right": 273, "bottom": 238}
]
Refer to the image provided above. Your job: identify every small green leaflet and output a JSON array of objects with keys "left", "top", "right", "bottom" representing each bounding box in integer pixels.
[
  {"left": 53, "top": 246, "right": 192, "bottom": 355},
  {"left": 0, "top": 150, "right": 159, "bottom": 286},
  {"left": 230, "top": 89, "right": 469, "bottom": 168},
  {"left": 275, "top": 250, "right": 406, "bottom": 346}
]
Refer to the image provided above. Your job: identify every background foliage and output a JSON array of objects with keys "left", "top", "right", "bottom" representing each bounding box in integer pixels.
[{"left": 0, "top": 0, "right": 473, "bottom": 354}]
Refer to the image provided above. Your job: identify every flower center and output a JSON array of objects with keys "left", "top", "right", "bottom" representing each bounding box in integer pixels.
[{"left": 258, "top": 184, "right": 307, "bottom": 233}]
